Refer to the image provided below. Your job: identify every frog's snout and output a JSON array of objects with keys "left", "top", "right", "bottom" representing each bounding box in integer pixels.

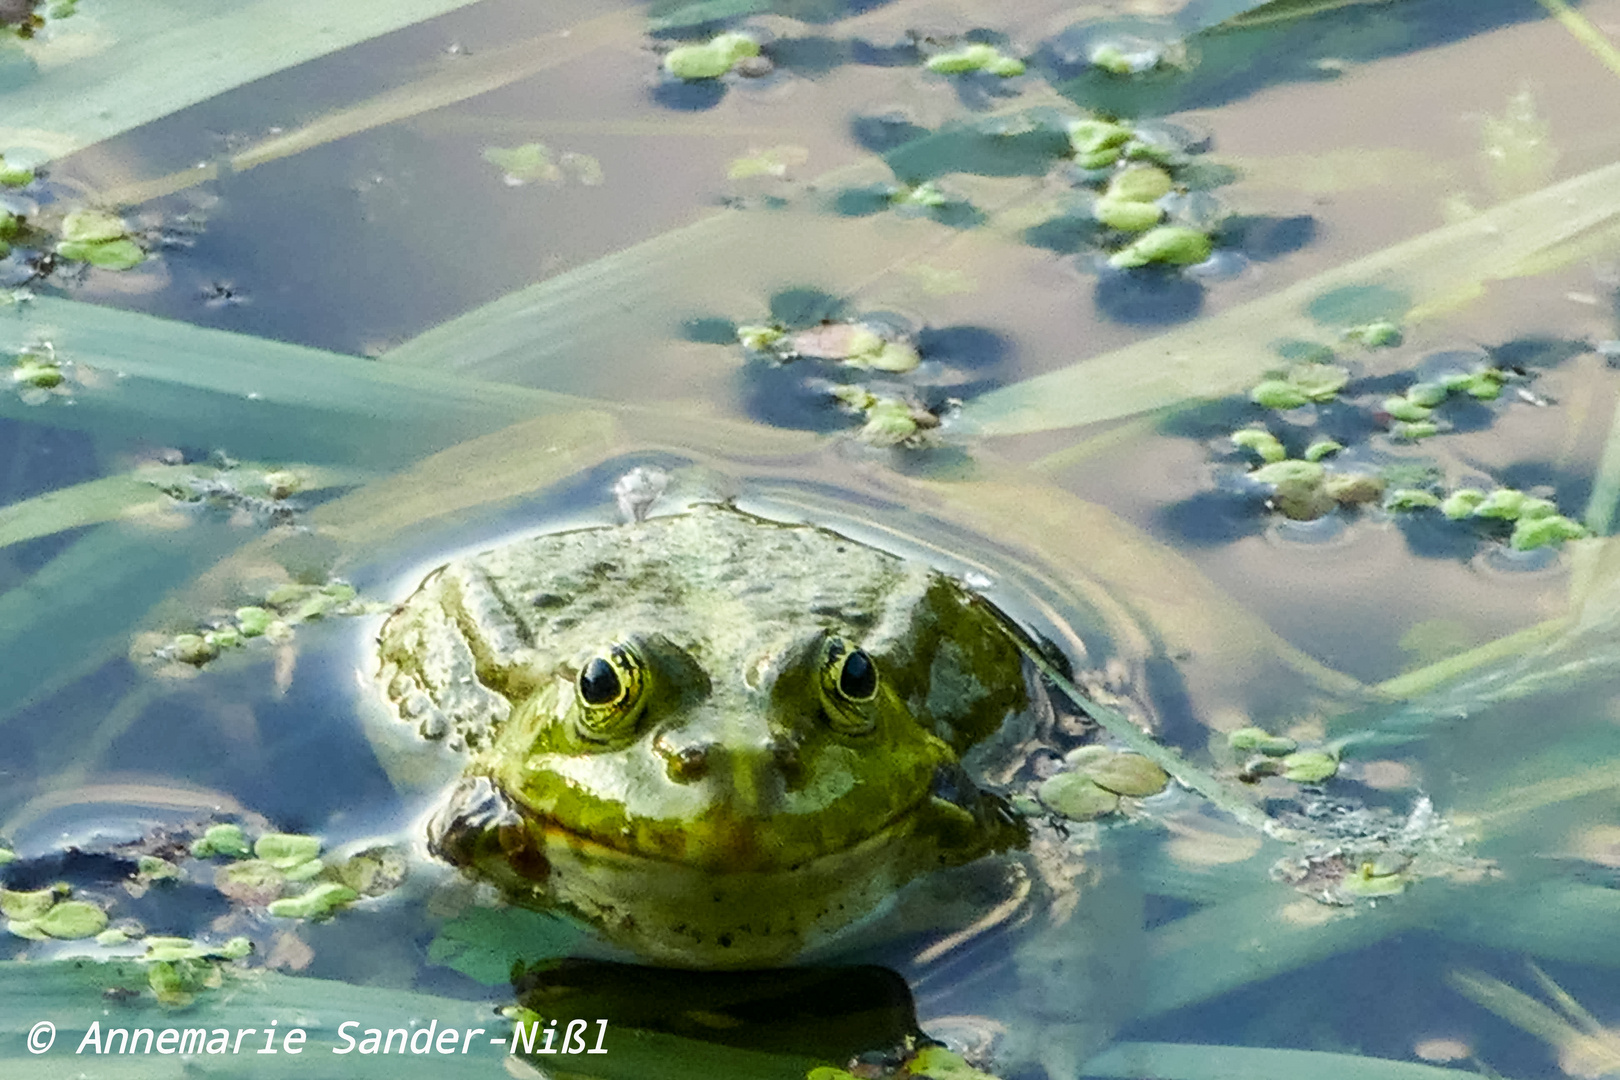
[{"left": 654, "top": 728, "right": 804, "bottom": 793}]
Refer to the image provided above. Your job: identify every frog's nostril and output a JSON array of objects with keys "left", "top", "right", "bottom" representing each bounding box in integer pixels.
[
  {"left": 772, "top": 742, "right": 803, "bottom": 785},
  {"left": 664, "top": 743, "right": 711, "bottom": 783}
]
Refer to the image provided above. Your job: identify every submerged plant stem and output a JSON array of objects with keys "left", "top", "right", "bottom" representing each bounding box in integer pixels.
[{"left": 1535, "top": 0, "right": 1620, "bottom": 79}]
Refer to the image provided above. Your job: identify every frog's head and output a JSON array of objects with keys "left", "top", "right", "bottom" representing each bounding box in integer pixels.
[{"left": 381, "top": 505, "right": 1034, "bottom": 966}]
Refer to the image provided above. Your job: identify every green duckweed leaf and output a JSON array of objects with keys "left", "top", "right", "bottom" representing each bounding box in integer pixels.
[
  {"left": 254, "top": 833, "right": 322, "bottom": 869},
  {"left": 1280, "top": 750, "right": 1339, "bottom": 783},
  {"left": 1108, "top": 226, "right": 1213, "bottom": 268},
  {"left": 967, "top": 158, "right": 1620, "bottom": 435},
  {"left": 1094, "top": 198, "right": 1164, "bottom": 232},
  {"left": 35, "top": 900, "right": 107, "bottom": 940},
  {"left": 0, "top": 889, "right": 56, "bottom": 922},
  {"left": 266, "top": 882, "right": 358, "bottom": 920},
  {"left": 1038, "top": 772, "right": 1120, "bottom": 820},
  {"left": 1251, "top": 460, "right": 1324, "bottom": 487},
  {"left": 1384, "top": 489, "right": 1441, "bottom": 511},
  {"left": 1303, "top": 438, "right": 1343, "bottom": 461},
  {"left": 1083, "top": 753, "right": 1171, "bottom": 797},
  {"left": 1231, "top": 429, "right": 1287, "bottom": 462}
]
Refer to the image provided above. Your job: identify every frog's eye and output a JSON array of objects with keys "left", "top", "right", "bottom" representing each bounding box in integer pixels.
[
  {"left": 574, "top": 643, "right": 648, "bottom": 740},
  {"left": 820, "top": 636, "right": 879, "bottom": 735}
]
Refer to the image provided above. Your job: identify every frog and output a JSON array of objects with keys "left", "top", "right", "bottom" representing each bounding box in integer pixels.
[{"left": 373, "top": 499, "right": 1051, "bottom": 970}]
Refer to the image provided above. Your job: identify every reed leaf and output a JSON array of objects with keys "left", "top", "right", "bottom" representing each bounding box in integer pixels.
[
  {"left": 0, "top": 0, "right": 492, "bottom": 165},
  {"left": 0, "top": 463, "right": 364, "bottom": 551},
  {"left": 100, "top": 7, "right": 643, "bottom": 206},
  {"left": 0, "top": 297, "right": 587, "bottom": 468},
  {"left": 964, "top": 158, "right": 1620, "bottom": 436}
]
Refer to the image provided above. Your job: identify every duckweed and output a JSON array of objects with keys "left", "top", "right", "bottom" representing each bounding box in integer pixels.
[
  {"left": 1322, "top": 473, "right": 1384, "bottom": 506},
  {"left": 1402, "top": 485, "right": 1589, "bottom": 548},
  {"left": 1337, "top": 861, "right": 1407, "bottom": 898},
  {"left": 1085, "top": 752, "right": 1170, "bottom": 797},
  {"left": 663, "top": 32, "right": 760, "bottom": 80},
  {"left": 0, "top": 155, "right": 34, "bottom": 187},
  {"left": 736, "top": 324, "right": 785, "bottom": 351},
  {"left": 254, "top": 832, "right": 322, "bottom": 870},
  {"left": 1037, "top": 771, "right": 1120, "bottom": 820},
  {"left": 1089, "top": 41, "right": 1164, "bottom": 76},
  {"left": 1093, "top": 197, "right": 1163, "bottom": 232},
  {"left": 267, "top": 882, "right": 359, "bottom": 920},
  {"left": 1228, "top": 727, "right": 1298, "bottom": 756},
  {"left": 4, "top": 886, "right": 108, "bottom": 941},
  {"left": 1, "top": 888, "right": 58, "bottom": 922},
  {"left": 907, "top": 1046, "right": 1001, "bottom": 1080},
  {"left": 147, "top": 956, "right": 224, "bottom": 1006},
  {"left": 234, "top": 606, "right": 274, "bottom": 637},
  {"left": 1303, "top": 438, "right": 1343, "bottom": 461},
  {"left": 1067, "top": 118, "right": 1132, "bottom": 163},
  {"left": 1251, "top": 459, "right": 1324, "bottom": 487},
  {"left": 55, "top": 209, "right": 146, "bottom": 270},
  {"left": 1231, "top": 428, "right": 1286, "bottom": 463},
  {"left": 136, "top": 855, "right": 180, "bottom": 882},
  {"left": 1512, "top": 514, "right": 1589, "bottom": 551},
  {"left": 161, "top": 578, "right": 373, "bottom": 667},
  {"left": 829, "top": 386, "right": 939, "bottom": 447},
  {"left": 891, "top": 181, "right": 949, "bottom": 209},
  {"left": 925, "top": 43, "right": 1026, "bottom": 77},
  {"left": 1106, "top": 165, "right": 1173, "bottom": 203},
  {"left": 1343, "top": 320, "right": 1403, "bottom": 348},
  {"left": 1281, "top": 750, "right": 1340, "bottom": 783},
  {"left": 1392, "top": 419, "right": 1440, "bottom": 441},
  {"left": 36, "top": 900, "right": 109, "bottom": 939},
  {"left": 1250, "top": 363, "right": 1350, "bottom": 409},
  {"left": 12, "top": 361, "right": 63, "bottom": 389},
  {"left": 1108, "top": 225, "right": 1212, "bottom": 268},
  {"left": 1384, "top": 489, "right": 1441, "bottom": 511},
  {"left": 1382, "top": 396, "right": 1432, "bottom": 423},
  {"left": 191, "top": 822, "right": 252, "bottom": 858},
  {"left": 169, "top": 633, "right": 217, "bottom": 665}
]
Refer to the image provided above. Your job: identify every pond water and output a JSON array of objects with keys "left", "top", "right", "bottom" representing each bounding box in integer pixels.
[{"left": 5, "top": 0, "right": 1620, "bottom": 1078}]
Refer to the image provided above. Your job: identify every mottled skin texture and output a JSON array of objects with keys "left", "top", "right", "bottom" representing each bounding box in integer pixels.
[{"left": 376, "top": 503, "right": 1037, "bottom": 967}]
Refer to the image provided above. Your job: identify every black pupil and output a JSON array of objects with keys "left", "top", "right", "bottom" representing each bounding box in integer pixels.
[
  {"left": 839, "top": 649, "right": 877, "bottom": 699},
  {"left": 579, "top": 657, "right": 622, "bottom": 706}
]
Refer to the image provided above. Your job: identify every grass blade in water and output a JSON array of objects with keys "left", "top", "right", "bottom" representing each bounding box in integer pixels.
[
  {"left": 0, "top": 463, "right": 364, "bottom": 551},
  {"left": 0, "top": 297, "right": 588, "bottom": 468},
  {"left": 100, "top": 7, "right": 643, "bottom": 206},
  {"left": 0, "top": 522, "right": 240, "bottom": 727},
  {"left": 964, "top": 158, "right": 1620, "bottom": 435},
  {"left": 0, "top": 0, "right": 491, "bottom": 164}
]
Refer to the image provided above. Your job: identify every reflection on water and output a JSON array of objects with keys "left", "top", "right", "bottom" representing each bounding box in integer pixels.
[{"left": 5, "top": 0, "right": 1620, "bottom": 1076}]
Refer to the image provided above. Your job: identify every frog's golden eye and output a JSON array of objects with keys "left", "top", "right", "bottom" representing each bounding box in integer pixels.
[
  {"left": 820, "top": 636, "right": 879, "bottom": 735},
  {"left": 574, "top": 642, "right": 648, "bottom": 740}
]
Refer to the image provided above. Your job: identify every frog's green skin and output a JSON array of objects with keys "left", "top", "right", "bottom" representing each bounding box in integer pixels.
[{"left": 376, "top": 502, "right": 1039, "bottom": 968}]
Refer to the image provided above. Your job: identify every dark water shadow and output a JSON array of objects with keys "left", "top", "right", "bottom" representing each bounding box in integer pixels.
[
  {"left": 1093, "top": 265, "right": 1206, "bottom": 325},
  {"left": 515, "top": 959, "right": 920, "bottom": 1063}
]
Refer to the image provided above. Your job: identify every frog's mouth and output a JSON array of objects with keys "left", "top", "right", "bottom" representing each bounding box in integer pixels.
[{"left": 427, "top": 765, "right": 1023, "bottom": 880}]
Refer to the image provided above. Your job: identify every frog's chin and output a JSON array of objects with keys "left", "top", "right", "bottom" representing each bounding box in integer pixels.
[
  {"left": 529, "top": 808, "right": 955, "bottom": 968},
  {"left": 427, "top": 774, "right": 999, "bottom": 968}
]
